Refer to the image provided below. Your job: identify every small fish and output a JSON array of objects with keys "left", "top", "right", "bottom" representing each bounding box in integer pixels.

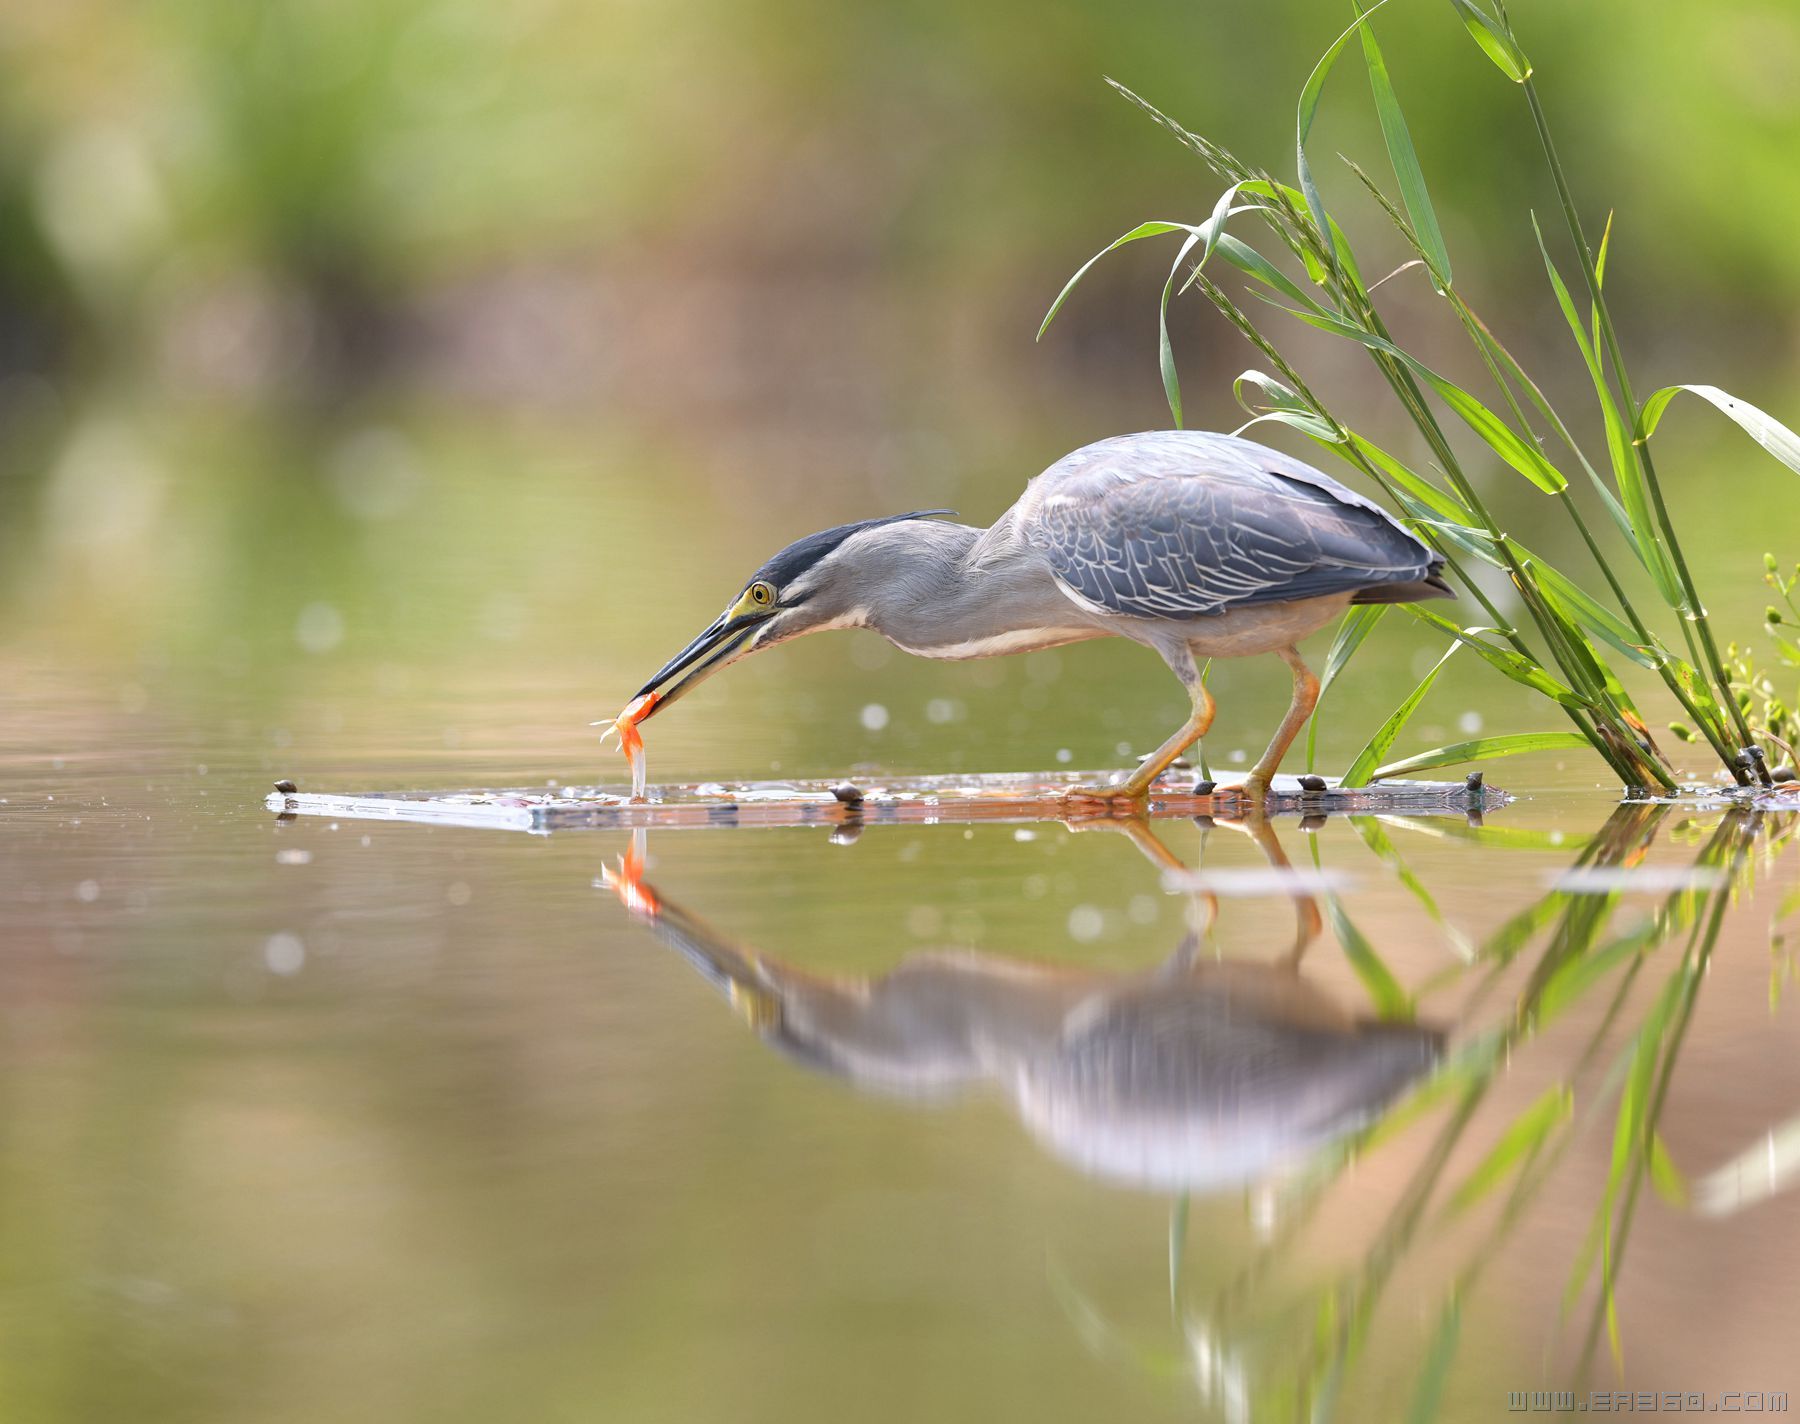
[{"left": 595, "top": 692, "right": 660, "bottom": 801}]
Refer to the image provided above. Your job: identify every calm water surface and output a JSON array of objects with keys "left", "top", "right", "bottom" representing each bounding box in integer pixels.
[{"left": 3, "top": 417, "right": 1797, "bottom": 1422}]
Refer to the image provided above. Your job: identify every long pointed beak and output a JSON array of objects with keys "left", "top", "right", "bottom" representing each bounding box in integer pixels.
[{"left": 633, "top": 609, "right": 768, "bottom": 716}]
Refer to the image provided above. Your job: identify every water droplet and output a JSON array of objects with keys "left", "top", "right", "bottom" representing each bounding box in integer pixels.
[
  {"left": 1067, "top": 905, "right": 1105, "bottom": 942},
  {"left": 905, "top": 904, "right": 942, "bottom": 937},
  {"left": 263, "top": 932, "right": 305, "bottom": 975},
  {"left": 295, "top": 602, "right": 344, "bottom": 654}
]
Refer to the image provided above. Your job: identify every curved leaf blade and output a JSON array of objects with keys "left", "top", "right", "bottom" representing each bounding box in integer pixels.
[
  {"left": 1282, "top": 307, "right": 1568, "bottom": 492},
  {"left": 1342, "top": 641, "right": 1461, "bottom": 787},
  {"left": 1448, "top": 0, "right": 1532, "bottom": 83},
  {"left": 1158, "top": 229, "right": 1203, "bottom": 427},
  {"left": 1307, "top": 604, "right": 1389, "bottom": 771},
  {"left": 1038, "top": 220, "right": 1189, "bottom": 340},
  {"left": 1445, "top": 1085, "right": 1572, "bottom": 1217},
  {"left": 1232, "top": 369, "right": 1339, "bottom": 442},
  {"left": 1403, "top": 605, "right": 1587, "bottom": 709},
  {"left": 1640, "top": 383, "right": 1800, "bottom": 479},
  {"left": 1324, "top": 895, "right": 1412, "bottom": 1018},
  {"left": 1372, "top": 731, "right": 1591, "bottom": 781},
  {"left": 1157, "top": 187, "right": 1250, "bottom": 427},
  {"left": 1210, "top": 233, "right": 1324, "bottom": 312}
]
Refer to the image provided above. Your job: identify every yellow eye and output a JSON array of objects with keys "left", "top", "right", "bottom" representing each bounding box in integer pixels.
[{"left": 749, "top": 582, "right": 775, "bottom": 607}]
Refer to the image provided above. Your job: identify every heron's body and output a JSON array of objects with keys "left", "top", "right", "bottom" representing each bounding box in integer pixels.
[{"left": 632, "top": 430, "right": 1451, "bottom": 799}]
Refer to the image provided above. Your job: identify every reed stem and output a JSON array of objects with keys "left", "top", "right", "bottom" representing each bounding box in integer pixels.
[{"left": 1518, "top": 77, "right": 1759, "bottom": 785}]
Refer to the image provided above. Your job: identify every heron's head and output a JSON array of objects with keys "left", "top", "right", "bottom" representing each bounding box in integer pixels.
[{"left": 631, "top": 509, "right": 955, "bottom": 719}]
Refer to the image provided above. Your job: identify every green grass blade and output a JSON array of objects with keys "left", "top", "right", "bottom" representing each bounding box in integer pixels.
[
  {"left": 1359, "top": 11, "right": 1450, "bottom": 289},
  {"left": 1240, "top": 408, "right": 1345, "bottom": 444},
  {"left": 1538, "top": 921, "right": 1659, "bottom": 1025},
  {"left": 1239, "top": 175, "right": 1366, "bottom": 281},
  {"left": 1444, "top": 1085, "right": 1572, "bottom": 1216},
  {"left": 1232, "top": 370, "right": 1339, "bottom": 442},
  {"left": 1593, "top": 210, "right": 1614, "bottom": 354},
  {"left": 1641, "top": 383, "right": 1800, "bottom": 479},
  {"left": 1447, "top": 0, "right": 1531, "bottom": 82},
  {"left": 1531, "top": 216, "right": 1683, "bottom": 605},
  {"left": 1038, "top": 220, "right": 1190, "bottom": 340},
  {"left": 1649, "top": 1131, "right": 1688, "bottom": 1208},
  {"left": 1351, "top": 816, "right": 1477, "bottom": 961},
  {"left": 1324, "top": 895, "right": 1412, "bottom": 1018},
  {"left": 1457, "top": 298, "right": 1635, "bottom": 534},
  {"left": 1403, "top": 605, "right": 1587, "bottom": 708},
  {"left": 1197, "top": 181, "right": 1242, "bottom": 269},
  {"left": 1526, "top": 553, "right": 1660, "bottom": 669},
  {"left": 1427, "top": 822, "right": 1592, "bottom": 853},
  {"left": 1480, "top": 892, "right": 1570, "bottom": 967},
  {"left": 1210, "top": 233, "right": 1324, "bottom": 311},
  {"left": 1564, "top": 1204, "right": 1608, "bottom": 1316},
  {"left": 1372, "top": 731, "right": 1591, "bottom": 781},
  {"left": 1404, "top": 513, "right": 1503, "bottom": 569},
  {"left": 1157, "top": 187, "right": 1249, "bottom": 426},
  {"left": 1158, "top": 229, "right": 1202, "bottom": 426},
  {"left": 1406, "top": 1298, "right": 1462, "bottom": 1424},
  {"left": 1323, "top": 210, "right": 1367, "bottom": 293},
  {"left": 1295, "top": 0, "right": 1396, "bottom": 277},
  {"left": 1342, "top": 642, "right": 1461, "bottom": 787},
  {"left": 1281, "top": 307, "right": 1568, "bottom": 492},
  {"left": 1515, "top": 555, "right": 1632, "bottom": 721},
  {"left": 1346, "top": 433, "right": 1474, "bottom": 523},
  {"left": 1307, "top": 604, "right": 1389, "bottom": 770},
  {"left": 1603, "top": 969, "right": 1689, "bottom": 1227}
]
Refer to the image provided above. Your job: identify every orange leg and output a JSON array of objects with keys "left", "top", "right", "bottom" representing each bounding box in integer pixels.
[{"left": 1238, "top": 646, "right": 1320, "bottom": 803}]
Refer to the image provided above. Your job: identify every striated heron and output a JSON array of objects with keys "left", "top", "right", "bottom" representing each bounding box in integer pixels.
[{"left": 630, "top": 430, "right": 1451, "bottom": 800}]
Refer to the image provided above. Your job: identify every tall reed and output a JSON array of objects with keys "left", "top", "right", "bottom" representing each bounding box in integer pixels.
[{"left": 1041, "top": 0, "right": 1800, "bottom": 793}]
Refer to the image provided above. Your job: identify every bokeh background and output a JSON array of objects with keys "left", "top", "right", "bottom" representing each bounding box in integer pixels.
[
  {"left": 4, "top": 5, "right": 1800, "bottom": 1421},
  {"left": 2, "top": 0, "right": 1796, "bottom": 779}
]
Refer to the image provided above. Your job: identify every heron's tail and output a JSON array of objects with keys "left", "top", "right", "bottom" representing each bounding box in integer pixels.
[{"left": 1350, "top": 569, "right": 1455, "bottom": 604}]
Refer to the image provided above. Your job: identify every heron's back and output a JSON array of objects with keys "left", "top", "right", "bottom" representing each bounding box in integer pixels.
[{"left": 1012, "top": 431, "right": 1449, "bottom": 620}]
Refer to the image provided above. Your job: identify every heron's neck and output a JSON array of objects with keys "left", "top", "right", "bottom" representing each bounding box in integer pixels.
[{"left": 846, "top": 516, "right": 1082, "bottom": 657}]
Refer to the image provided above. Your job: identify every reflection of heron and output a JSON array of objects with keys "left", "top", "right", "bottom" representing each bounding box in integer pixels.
[
  {"left": 601, "top": 820, "right": 1441, "bottom": 1193},
  {"left": 627, "top": 431, "right": 1449, "bottom": 803}
]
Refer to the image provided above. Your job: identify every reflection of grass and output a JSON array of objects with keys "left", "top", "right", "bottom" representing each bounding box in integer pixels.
[
  {"left": 1065, "top": 801, "right": 1796, "bottom": 1418},
  {"left": 1295, "top": 807, "right": 1774, "bottom": 1408},
  {"left": 1041, "top": 2, "right": 1800, "bottom": 793}
]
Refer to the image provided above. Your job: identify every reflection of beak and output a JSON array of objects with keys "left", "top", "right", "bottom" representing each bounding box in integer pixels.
[{"left": 633, "top": 608, "right": 770, "bottom": 717}]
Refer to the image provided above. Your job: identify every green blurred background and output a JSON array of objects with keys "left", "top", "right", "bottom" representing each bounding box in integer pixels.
[
  {"left": 5, "top": 7, "right": 1800, "bottom": 1421},
  {"left": 2, "top": 0, "right": 1796, "bottom": 772}
]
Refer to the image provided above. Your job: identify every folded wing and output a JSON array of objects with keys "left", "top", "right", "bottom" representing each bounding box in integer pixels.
[{"left": 1021, "top": 431, "right": 1442, "bottom": 619}]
